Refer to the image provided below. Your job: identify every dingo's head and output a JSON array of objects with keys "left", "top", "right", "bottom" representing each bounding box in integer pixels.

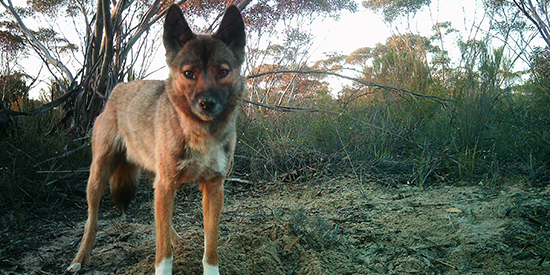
[{"left": 163, "top": 4, "right": 246, "bottom": 122}]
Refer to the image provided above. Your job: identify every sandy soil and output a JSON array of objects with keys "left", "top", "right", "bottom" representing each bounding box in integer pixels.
[{"left": 1, "top": 175, "right": 549, "bottom": 275}]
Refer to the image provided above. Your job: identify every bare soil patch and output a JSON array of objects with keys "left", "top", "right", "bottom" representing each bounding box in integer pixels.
[{"left": 1, "top": 175, "right": 549, "bottom": 274}]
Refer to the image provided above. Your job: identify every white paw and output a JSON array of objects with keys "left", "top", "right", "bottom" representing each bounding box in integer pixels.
[
  {"left": 67, "top": 263, "right": 81, "bottom": 272},
  {"left": 203, "top": 263, "right": 220, "bottom": 275},
  {"left": 155, "top": 257, "right": 173, "bottom": 275}
]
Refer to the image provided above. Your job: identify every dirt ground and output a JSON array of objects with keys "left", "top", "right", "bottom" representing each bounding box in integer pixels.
[{"left": 1, "top": 174, "right": 550, "bottom": 275}]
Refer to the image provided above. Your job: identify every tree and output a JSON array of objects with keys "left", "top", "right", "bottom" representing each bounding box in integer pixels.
[
  {"left": 0, "top": 0, "right": 357, "bottom": 134},
  {"left": 0, "top": 13, "right": 26, "bottom": 100},
  {"left": 480, "top": 0, "right": 549, "bottom": 71},
  {"left": 0, "top": 13, "right": 28, "bottom": 129},
  {"left": 346, "top": 33, "right": 434, "bottom": 95},
  {"left": 362, "top": 0, "right": 431, "bottom": 23},
  {"left": 247, "top": 29, "right": 331, "bottom": 107},
  {"left": 0, "top": 0, "right": 183, "bottom": 132},
  {"left": 485, "top": 0, "right": 550, "bottom": 48}
]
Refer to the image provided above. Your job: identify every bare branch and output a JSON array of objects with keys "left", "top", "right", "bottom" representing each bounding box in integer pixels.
[
  {"left": 90, "top": 0, "right": 105, "bottom": 71},
  {"left": 246, "top": 70, "right": 451, "bottom": 108},
  {"left": 111, "top": 0, "right": 130, "bottom": 21},
  {"left": 75, "top": 0, "right": 91, "bottom": 36},
  {"left": 0, "top": 0, "right": 74, "bottom": 84},
  {"left": 512, "top": 0, "right": 550, "bottom": 47},
  {"left": 243, "top": 99, "right": 341, "bottom": 115},
  {"left": 97, "top": 0, "right": 114, "bottom": 94}
]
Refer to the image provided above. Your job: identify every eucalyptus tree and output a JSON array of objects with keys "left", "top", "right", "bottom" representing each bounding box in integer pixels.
[{"left": 0, "top": 0, "right": 357, "bottom": 133}]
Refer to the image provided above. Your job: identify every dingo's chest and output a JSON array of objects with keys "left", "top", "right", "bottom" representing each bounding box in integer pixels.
[{"left": 177, "top": 139, "right": 230, "bottom": 182}]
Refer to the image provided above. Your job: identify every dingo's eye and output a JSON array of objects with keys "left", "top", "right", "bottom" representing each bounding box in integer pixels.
[
  {"left": 217, "top": 69, "right": 229, "bottom": 79},
  {"left": 183, "top": 71, "right": 196, "bottom": 80}
]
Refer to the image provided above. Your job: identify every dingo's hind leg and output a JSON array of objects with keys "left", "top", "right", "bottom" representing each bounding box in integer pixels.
[{"left": 68, "top": 115, "right": 124, "bottom": 272}]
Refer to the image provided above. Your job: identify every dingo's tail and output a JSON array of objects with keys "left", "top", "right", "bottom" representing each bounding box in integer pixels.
[{"left": 110, "top": 159, "right": 139, "bottom": 214}]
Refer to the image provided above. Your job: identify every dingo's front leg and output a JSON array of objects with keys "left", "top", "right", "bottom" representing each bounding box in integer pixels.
[
  {"left": 199, "top": 177, "right": 224, "bottom": 275},
  {"left": 154, "top": 179, "right": 176, "bottom": 275}
]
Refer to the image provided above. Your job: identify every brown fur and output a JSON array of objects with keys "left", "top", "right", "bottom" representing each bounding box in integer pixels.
[
  {"left": 110, "top": 155, "right": 139, "bottom": 214},
  {"left": 68, "top": 4, "right": 246, "bottom": 274}
]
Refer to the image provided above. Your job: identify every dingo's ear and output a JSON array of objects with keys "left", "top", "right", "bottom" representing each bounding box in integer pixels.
[
  {"left": 213, "top": 5, "right": 246, "bottom": 64},
  {"left": 164, "top": 4, "right": 195, "bottom": 59}
]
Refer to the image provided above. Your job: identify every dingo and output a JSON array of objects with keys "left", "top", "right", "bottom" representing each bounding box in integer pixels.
[{"left": 68, "top": 4, "right": 246, "bottom": 275}]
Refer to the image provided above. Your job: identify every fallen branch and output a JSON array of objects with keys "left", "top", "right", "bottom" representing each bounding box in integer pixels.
[{"left": 246, "top": 69, "right": 451, "bottom": 108}]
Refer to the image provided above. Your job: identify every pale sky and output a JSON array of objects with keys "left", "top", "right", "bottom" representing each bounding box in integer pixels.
[{"left": 308, "top": 0, "right": 478, "bottom": 59}]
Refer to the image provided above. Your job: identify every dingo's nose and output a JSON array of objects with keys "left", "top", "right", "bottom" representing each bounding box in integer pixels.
[
  {"left": 198, "top": 98, "right": 217, "bottom": 112},
  {"left": 192, "top": 90, "right": 226, "bottom": 121}
]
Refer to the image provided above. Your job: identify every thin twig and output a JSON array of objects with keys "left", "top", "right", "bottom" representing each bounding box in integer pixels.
[
  {"left": 36, "top": 170, "right": 89, "bottom": 174},
  {"left": 226, "top": 177, "right": 252, "bottom": 184},
  {"left": 448, "top": 212, "right": 456, "bottom": 231},
  {"left": 335, "top": 128, "right": 367, "bottom": 197},
  {"left": 33, "top": 142, "right": 90, "bottom": 167}
]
